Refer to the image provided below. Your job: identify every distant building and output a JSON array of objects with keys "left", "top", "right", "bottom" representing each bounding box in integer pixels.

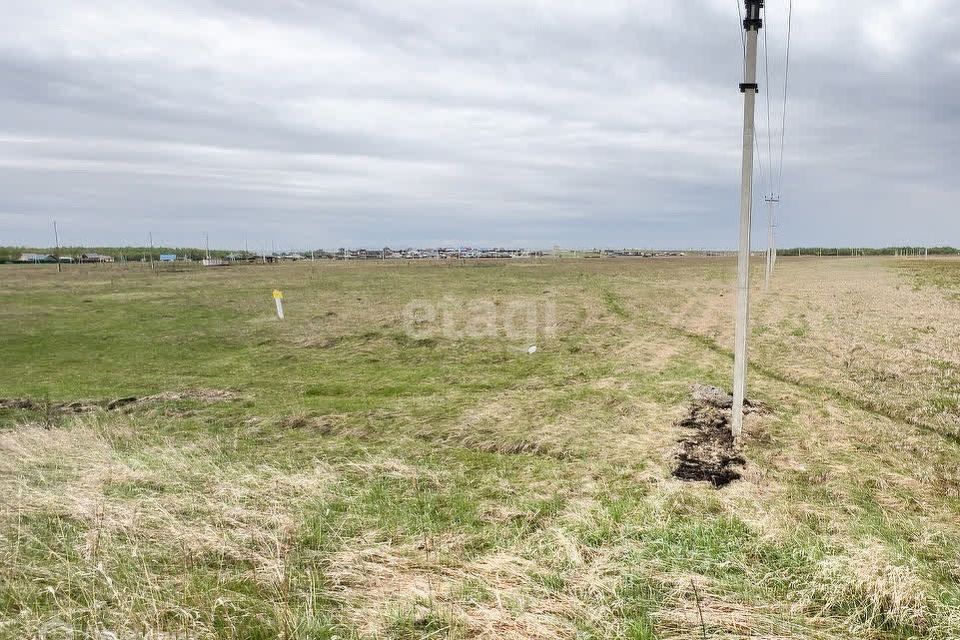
[
  {"left": 80, "top": 253, "right": 115, "bottom": 263},
  {"left": 18, "top": 253, "right": 54, "bottom": 263},
  {"left": 159, "top": 254, "right": 177, "bottom": 262}
]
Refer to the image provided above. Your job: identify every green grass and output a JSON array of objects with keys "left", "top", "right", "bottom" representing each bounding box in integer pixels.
[{"left": 2, "top": 258, "right": 960, "bottom": 639}]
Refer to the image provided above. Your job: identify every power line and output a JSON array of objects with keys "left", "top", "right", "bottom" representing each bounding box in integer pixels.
[
  {"left": 735, "top": 0, "right": 746, "bottom": 75},
  {"left": 776, "top": 0, "right": 794, "bottom": 195},
  {"left": 754, "top": 132, "right": 766, "bottom": 200},
  {"left": 761, "top": 1, "right": 776, "bottom": 290},
  {"left": 762, "top": 2, "right": 774, "bottom": 197}
]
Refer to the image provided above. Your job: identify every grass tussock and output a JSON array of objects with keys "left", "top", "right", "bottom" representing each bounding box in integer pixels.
[{"left": 797, "top": 542, "right": 939, "bottom": 635}]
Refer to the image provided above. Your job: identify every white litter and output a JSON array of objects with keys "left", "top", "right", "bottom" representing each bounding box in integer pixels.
[{"left": 527, "top": 346, "right": 538, "bottom": 354}]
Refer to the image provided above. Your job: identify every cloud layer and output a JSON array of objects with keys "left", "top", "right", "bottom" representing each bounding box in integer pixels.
[{"left": 2, "top": 0, "right": 957, "bottom": 249}]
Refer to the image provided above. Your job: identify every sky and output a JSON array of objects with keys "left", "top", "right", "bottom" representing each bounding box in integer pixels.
[{"left": 1, "top": 0, "right": 958, "bottom": 250}]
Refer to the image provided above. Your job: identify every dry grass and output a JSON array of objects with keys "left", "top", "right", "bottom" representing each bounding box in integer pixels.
[
  {"left": 2, "top": 257, "right": 960, "bottom": 638},
  {"left": 0, "top": 419, "right": 341, "bottom": 638}
]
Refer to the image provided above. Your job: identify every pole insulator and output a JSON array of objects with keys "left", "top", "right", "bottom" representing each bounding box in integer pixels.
[
  {"left": 739, "top": 82, "right": 759, "bottom": 93},
  {"left": 744, "top": 0, "right": 764, "bottom": 30}
]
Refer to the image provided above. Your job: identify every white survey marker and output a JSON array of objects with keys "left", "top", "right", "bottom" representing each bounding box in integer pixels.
[{"left": 273, "top": 290, "right": 285, "bottom": 319}]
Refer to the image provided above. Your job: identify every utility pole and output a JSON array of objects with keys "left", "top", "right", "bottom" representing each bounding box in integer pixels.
[
  {"left": 53, "top": 220, "right": 62, "bottom": 273},
  {"left": 772, "top": 225, "right": 778, "bottom": 268},
  {"left": 149, "top": 232, "right": 155, "bottom": 271},
  {"left": 732, "top": 0, "right": 764, "bottom": 439},
  {"left": 764, "top": 195, "right": 779, "bottom": 290}
]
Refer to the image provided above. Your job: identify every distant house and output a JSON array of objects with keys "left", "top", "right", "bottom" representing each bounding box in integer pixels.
[
  {"left": 80, "top": 253, "right": 115, "bottom": 263},
  {"left": 18, "top": 253, "right": 54, "bottom": 263}
]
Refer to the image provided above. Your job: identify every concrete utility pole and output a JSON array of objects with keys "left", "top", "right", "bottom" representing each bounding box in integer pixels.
[
  {"left": 732, "top": 0, "right": 764, "bottom": 439},
  {"left": 149, "top": 232, "right": 155, "bottom": 271},
  {"left": 764, "top": 195, "right": 779, "bottom": 290},
  {"left": 53, "top": 220, "right": 62, "bottom": 273}
]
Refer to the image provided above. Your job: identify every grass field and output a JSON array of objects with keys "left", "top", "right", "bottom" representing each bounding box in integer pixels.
[{"left": 2, "top": 256, "right": 960, "bottom": 640}]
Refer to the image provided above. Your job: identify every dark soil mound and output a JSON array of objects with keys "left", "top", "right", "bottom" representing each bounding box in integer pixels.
[{"left": 673, "top": 385, "right": 747, "bottom": 488}]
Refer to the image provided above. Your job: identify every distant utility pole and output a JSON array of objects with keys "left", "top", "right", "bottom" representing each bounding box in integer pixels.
[
  {"left": 732, "top": 0, "right": 764, "bottom": 439},
  {"left": 53, "top": 220, "right": 62, "bottom": 273},
  {"left": 764, "top": 195, "right": 779, "bottom": 290},
  {"left": 149, "top": 232, "right": 155, "bottom": 271}
]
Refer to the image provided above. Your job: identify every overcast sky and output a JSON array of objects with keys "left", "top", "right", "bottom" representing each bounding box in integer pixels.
[{"left": 1, "top": 1, "right": 957, "bottom": 250}]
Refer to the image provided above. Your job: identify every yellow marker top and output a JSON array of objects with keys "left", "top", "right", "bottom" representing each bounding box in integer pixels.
[{"left": 272, "top": 290, "right": 284, "bottom": 300}]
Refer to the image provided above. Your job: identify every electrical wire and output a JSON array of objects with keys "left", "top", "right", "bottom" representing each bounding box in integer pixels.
[
  {"left": 735, "top": 0, "right": 745, "bottom": 64},
  {"left": 762, "top": 2, "right": 774, "bottom": 198},
  {"left": 734, "top": 0, "right": 776, "bottom": 204},
  {"left": 755, "top": 132, "right": 767, "bottom": 203},
  {"left": 776, "top": 0, "right": 794, "bottom": 196}
]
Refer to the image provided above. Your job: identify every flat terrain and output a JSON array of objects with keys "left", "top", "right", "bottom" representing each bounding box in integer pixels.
[{"left": 2, "top": 257, "right": 960, "bottom": 639}]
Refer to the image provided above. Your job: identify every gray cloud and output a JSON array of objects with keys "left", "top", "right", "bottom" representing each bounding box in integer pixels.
[{"left": 1, "top": 0, "right": 957, "bottom": 249}]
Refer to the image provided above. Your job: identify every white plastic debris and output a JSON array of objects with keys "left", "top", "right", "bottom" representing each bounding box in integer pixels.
[{"left": 527, "top": 345, "right": 538, "bottom": 354}]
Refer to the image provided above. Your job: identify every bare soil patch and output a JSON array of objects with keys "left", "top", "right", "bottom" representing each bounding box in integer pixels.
[
  {"left": 0, "top": 398, "right": 41, "bottom": 410},
  {"left": 673, "top": 384, "right": 749, "bottom": 487},
  {"left": 0, "top": 389, "right": 241, "bottom": 416},
  {"left": 0, "top": 398, "right": 100, "bottom": 413}
]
